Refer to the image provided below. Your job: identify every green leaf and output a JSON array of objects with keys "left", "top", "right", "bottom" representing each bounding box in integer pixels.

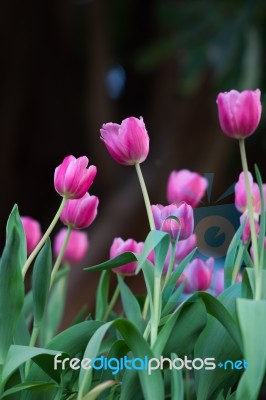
[
  {"left": 170, "top": 353, "right": 184, "bottom": 399},
  {"left": 236, "top": 299, "right": 266, "bottom": 400},
  {"left": 32, "top": 239, "right": 52, "bottom": 326},
  {"left": 117, "top": 275, "right": 143, "bottom": 330},
  {"left": 161, "top": 282, "right": 185, "bottom": 317},
  {"left": 0, "top": 223, "right": 25, "bottom": 372},
  {"left": 84, "top": 253, "right": 137, "bottom": 272},
  {"left": 136, "top": 230, "right": 169, "bottom": 274},
  {"left": 194, "top": 284, "right": 243, "bottom": 400},
  {"left": 95, "top": 271, "right": 109, "bottom": 321},
  {"left": 255, "top": 165, "right": 266, "bottom": 268},
  {"left": 5, "top": 204, "right": 27, "bottom": 268},
  {"left": 81, "top": 381, "right": 119, "bottom": 400},
  {"left": 224, "top": 223, "right": 245, "bottom": 288},
  {"left": 78, "top": 319, "right": 165, "bottom": 400},
  {"left": 39, "top": 268, "right": 69, "bottom": 347},
  {"left": 1, "top": 381, "right": 58, "bottom": 398}
]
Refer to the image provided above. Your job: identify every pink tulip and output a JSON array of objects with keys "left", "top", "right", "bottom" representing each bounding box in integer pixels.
[
  {"left": 21, "top": 216, "right": 42, "bottom": 255},
  {"left": 53, "top": 228, "right": 89, "bottom": 263},
  {"left": 235, "top": 172, "right": 260, "bottom": 214},
  {"left": 216, "top": 89, "right": 262, "bottom": 139},
  {"left": 167, "top": 169, "right": 208, "bottom": 208},
  {"left": 100, "top": 117, "right": 149, "bottom": 165},
  {"left": 214, "top": 269, "right": 242, "bottom": 296},
  {"left": 60, "top": 193, "right": 99, "bottom": 229},
  {"left": 110, "top": 238, "right": 144, "bottom": 275},
  {"left": 152, "top": 203, "right": 194, "bottom": 241},
  {"left": 54, "top": 155, "right": 97, "bottom": 199},
  {"left": 181, "top": 257, "right": 214, "bottom": 293},
  {"left": 175, "top": 234, "right": 197, "bottom": 264},
  {"left": 240, "top": 211, "right": 260, "bottom": 244}
]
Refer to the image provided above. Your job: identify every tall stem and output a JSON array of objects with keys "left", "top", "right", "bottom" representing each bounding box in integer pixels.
[
  {"left": 135, "top": 163, "right": 155, "bottom": 230},
  {"left": 239, "top": 139, "right": 261, "bottom": 299},
  {"left": 103, "top": 285, "right": 120, "bottom": 322},
  {"left": 22, "top": 197, "right": 67, "bottom": 279},
  {"left": 50, "top": 225, "right": 72, "bottom": 288},
  {"left": 150, "top": 275, "right": 161, "bottom": 347}
]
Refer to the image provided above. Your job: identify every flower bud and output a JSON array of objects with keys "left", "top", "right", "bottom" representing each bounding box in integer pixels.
[
  {"left": 21, "top": 216, "right": 42, "bottom": 255},
  {"left": 60, "top": 193, "right": 99, "bottom": 229},
  {"left": 167, "top": 170, "right": 208, "bottom": 208},
  {"left": 152, "top": 202, "right": 194, "bottom": 241},
  {"left": 100, "top": 117, "right": 149, "bottom": 165},
  {"left": 54, "top": 155, "right": 97, "bottom": 199},
  {"left": 216, "top": 89, "right": 262, "bottom": 139},
  {"left": 110, "top": 238, "right": 144, "bottom": 275},
  {"left": 181, "top": 257, "right": 214, "bottom": 293},
  {"left": 53, "top": 228, "right": 89, "bottom": 264},
  {"left": 240, "top": 211, "right": 260, "bottom": 245}
]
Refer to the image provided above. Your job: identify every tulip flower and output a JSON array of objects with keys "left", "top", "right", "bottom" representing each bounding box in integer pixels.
[
  {"left": 100, "top": 116, "right": 149, "bottom": 165},
  {"left": 216, "top": 89, "right": 262, "bottom": 139},
  {"left": 60, "top": 193, "right": 99, "bottom": 229},
  {"left": 167, "top": 169, "right": 208, "bottom": 208},
  {"left": 235, "top": 172, "right": 260, "bottom": 214},
  {"left": 21, "top": 216, "right": 42, "bottom": 255},
  {"left": 180, "top": 257, "right": 214, "bottom": 293},
  {"left": 54, "top": 155, "right": 97, "bottom": 199},
  {"left": 53, "top": 228, "right": 89, "bottom": 263},
  {"left": 240, "top": 211, "right": 260, "bottom": 245},
  {"left": 152, "top": 203, "right": 194, "bottom": 241},
  {"left": 110, "top": 238, "right": 144, "bottom": 275},
  {"left": 214, "top": 269, "right": 242, "bottom": 296},
  {"left": 175, "top": 234, "right": 197, "bottom": 264}
]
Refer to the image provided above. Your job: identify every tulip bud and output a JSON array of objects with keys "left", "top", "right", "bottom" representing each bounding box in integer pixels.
[
  {"left": 110, "top": 238, "right": 144, "bottom": 275},
  {"left": 181, "top": 257, "right": 214, "bottom": 293},
  {"left": 240, "top": 211, "right": 260, "bottom": 245},
  {"left": 54, "top": 155, "right": 97, "bottom": 199},
  {"left": 152, "top": 202, "right": 194, "bottom": 241},
  {"left": 21, "top": 216, "right": 42, "bottom": 255},
  {"left": 216, "top": 89, "right": 262, "bottom": 139},
  {"left": 167, "top": 170, "right": 208, "bottom": 208},
  {"left": 53, "top": 228, "right": 89, "bottom": 263},
  {"left": 100, "top": 116, "right": 149, "bottom": 165},
  {"left": 60, "top": 193, "right": 99, "bottom": 229}
]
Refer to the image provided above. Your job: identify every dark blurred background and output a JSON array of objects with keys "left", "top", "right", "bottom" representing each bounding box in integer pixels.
[{"left": 1, "top": 0, "right": 266, "bottom": 323}]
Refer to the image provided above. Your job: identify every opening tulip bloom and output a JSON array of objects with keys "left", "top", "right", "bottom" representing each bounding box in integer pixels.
[
  {"left": 54, "top": 155, "right": 97, "bottom": 199},
  {"left": 60, "top": 193, "right": 99, "bottom": 229},
  {"left": 167, "top": 169, "right": 208, "bottom": 208},
  {"left": 21, "top": 216, "right": 42, "bottom": 255},
  {"left": 216, "top": 89, "right": 262, "bottom": 139},
  {"left": 100, "top": 116, "right": 149, "bottom": 165},
  {"left": 53, "top": 228, "right": 89, "bottom": 263},
  {"left": 152, "top": 203, "right": 194, "bottom": 241},
  {"left": 110, "top": 238, "right": 144, "bottom": 275}
]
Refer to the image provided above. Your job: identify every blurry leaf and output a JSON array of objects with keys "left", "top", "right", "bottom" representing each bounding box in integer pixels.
[
  {"left": 5, "top": 204, "right": 27, "bottom": 268},
  {"left": 136, "top": 230, "right": 169, "bottom": 274},
  {"left": 84, "top": 252, "right": 137, "bottom": 272},
  {"left": 224, "top": 223, "right": 245, "bottom": 289},
  {"left": 1, "top": 381, "right": 58, "bottom": 398},
  {"left": 255, "top": 164, "right": 266, "bottom": 269},
  {"left": 95, "top": 271, "right": 110, "bottom": 321},
  {"left": 32, "top": 239, "right": 52, "bottom": 326},
  {"left": 81, "top": 381, "right": 118, "bottom": 400},
  {"left": 170, "top": 353, "right": 184, "bottom": 400}
]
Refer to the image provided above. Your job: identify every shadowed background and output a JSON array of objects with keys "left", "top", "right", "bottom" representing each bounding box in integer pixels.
[{"left": 1, "top": 0, "right": 266, "bottom": 325}]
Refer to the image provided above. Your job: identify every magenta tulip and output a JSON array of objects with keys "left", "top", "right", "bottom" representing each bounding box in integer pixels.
[
  {"left": 110, "top": 238, "right": 144, "bottom": 275},
  {"left": 235, "top": 172, "right": 260, "bottom": 214},
  {"left": 60, "top": 193, "right": 99, "bottom": 229},
  {"left": 100, "top": 116, "right": 149, "bottom": 165},
  {"left": 53, "top": 228, "right": 89, "bottom": 263},
  {"left": 54, "top": 155, "right": 97, "bottom": 199},
  {"left": 21, "top": 216, "right": 42, "bottom": 255},
  {"left": 181, "top": 257, "right": 214, "bottom": 293},
  {"left": 175, "top": 234, "right": 197, "bottom": 264},
  {"left": 216, "top": 89, "right": 262, "bottom": 139}
]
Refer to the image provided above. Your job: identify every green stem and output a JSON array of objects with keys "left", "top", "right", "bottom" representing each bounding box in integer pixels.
[
  {"left": 163, "top": 240, "right": 176, "bottom": 290},
  {"left": 50, "top": 225, "right": 72, "bottom": 288},
  {"left": 239, "top": 139, "right": 261, "bottom": 299},
  {"left": 22, "top": 197, "right": 67, "bottom": 279},
  {"left": 150, "top": 275, "right": 161, "bottom": 347},
  {"left": 103, "top": 285, "right": 120, "bottom": 322},
  {"left": 143, "top": 322, "right": 151, "bottom": 341},
  {"left": 231, "top": 242, "right": 245, "bottom": 283},
  {"left": 142, "top": 296, "right": 150, "bottom": 320},
  {"left": 135, "top": 163, "right": 155, "bottom": 231},
  {"left": 25, "top": 325, "right": 40, "bottom": 376}
]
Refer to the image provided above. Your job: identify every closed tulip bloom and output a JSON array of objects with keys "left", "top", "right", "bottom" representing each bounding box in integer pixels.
[
  {"left": 216, "top": 89, "right": 262, "bottom": 139},
  {"left": 54, "top": 155, "right": 97, "bottom": 199},
  {"left": 60, "top": 193, "right": 99, "bottom": 229},
  {"left": 21, "top": 216, "right": 42, "bottom": 255},
  {"left": 175, "top": 234, "right": 197, "bottom": 264},
  {"left": 182, "top": 257, "right": 214, "bottom": 293},
  {"left": 235, "top": 172, "right": 260, "bottom": 214},
  {"left": 240, "top": 211, "right": 260, "bottom": 245},
  {"left": 152, "top": 202, "right": 194, "bottom": 241},
  {"left": 111, "top": 238, "right": 144, "bottom": 275},
  {"left": 214, "top": 269, "right": 242, "bottom": 296},
  {"left": 100, "top": 116, "right": 149, "bottom": 165},
  {"left": 53, "top": 228, "right": 89, "bottom": 263},
  {"left": 167, "top": 169, "right": 208, "bottom": 208}
]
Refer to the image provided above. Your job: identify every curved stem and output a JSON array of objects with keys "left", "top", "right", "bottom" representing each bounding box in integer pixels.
[
  {"left": 50, "top": 225, "right": 72, "bottom": 288},
  {"left": 22, "top": 197, "right": 67, "bottom": 279},
  {"left": 135, "top": 163, "right": 155, "bottom": 230},
  {"left": 103, "top": 285, "right": 120, "bottom": 322},
  {"left": 239, "top": 139, "right": 261, "bottom": 299}
]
